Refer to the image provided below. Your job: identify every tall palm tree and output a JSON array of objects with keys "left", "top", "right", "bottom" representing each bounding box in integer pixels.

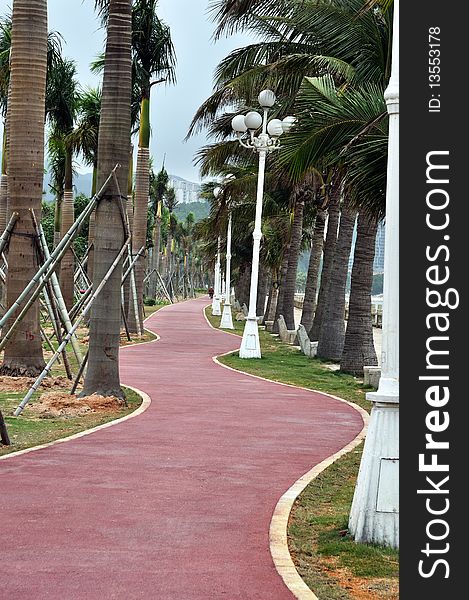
[
  {"left": 148, "top": 163, "right": 168, "bottom": 296},
  {"left": 163, "top": 185, "right": 177, "bottom": 280},
  {"left": 68, "top": 87, "right": 102, "bottom": 282},
  {"left": 0, "top": 0, "right": 48, "bottom": 376},
  {"left": 282, "top": 73, "right": 388, "bottom": 367},
  {"left": 46, "top": 57, "right": 79, "bottom": 309},
  {"left": 128, "top": 0, "right": 176, "bottom": 332},
  {"left": 0, "top": 15, "right": 62, "bottom": 234},
  {"left": 0, "top": 14, "right": 11, "bottom": 234},
  {"left": 340, "top": 211, "right": 378, "bottom": 374},
  {"left": 81, "top": 0, "right": 132, "bottom": 398}
]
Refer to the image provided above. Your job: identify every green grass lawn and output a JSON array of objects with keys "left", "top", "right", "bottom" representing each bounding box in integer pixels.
[{"left": 206, "top": 308, "right": 398, "bottom": 600}]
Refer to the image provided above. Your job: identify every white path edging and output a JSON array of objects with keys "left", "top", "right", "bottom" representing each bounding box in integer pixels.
[
  {"left": 0, "top": 386, "right": 151, "bottom": 462},
  {"left": 204, "top": 304, "right": 369, "bottom": 600}
]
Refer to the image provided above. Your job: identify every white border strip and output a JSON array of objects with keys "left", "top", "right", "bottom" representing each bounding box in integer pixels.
[
  {"left": 0, "top": 385, "right": 151, "bottom": 462},
  {"left": 204, "top": 305, "right": 369, "bottom": 600}
]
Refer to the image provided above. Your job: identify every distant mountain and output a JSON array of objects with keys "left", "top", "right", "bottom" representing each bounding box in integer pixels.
[
  {"left": 173, "top": 201, "right": 209, "bottom": 223},
  {"left": 43, "top": 170, "right": 93, "bottom": 201}
]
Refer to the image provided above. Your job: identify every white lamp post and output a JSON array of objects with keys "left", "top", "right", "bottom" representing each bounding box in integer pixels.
[
  {"left": 211, "top": 234, "right": 222, "bottom": 316},
  {"left": 232, "top": 90, "right": 295, "bottom": 358},
  {"left": 349, "top": 0, "right": 399, "bottom": 548},
  {"left": 220, "top": 212, "right": 234, "bottom": 329}
]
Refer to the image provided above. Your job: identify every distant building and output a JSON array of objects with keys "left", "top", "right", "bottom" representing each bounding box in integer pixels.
[
  {"left": 168, "top": 175, "right": 202, "bottom": 204},
  {"left": 373, "top": 221, "right": 385, "bottom": 273}
]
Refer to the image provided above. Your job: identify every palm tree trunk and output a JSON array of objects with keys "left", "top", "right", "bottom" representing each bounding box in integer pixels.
[
  {"left": 1, "top": 81, "right": 12, "bottom": 232},
  {"left": 301, "top": 207, "right": 326, "bottom": 332},
  {"left": 0, "top": 125, "right": 8, "bottom": 232},
  {"left": 256, "top": 261, "right": 268, "bottom": 318},
  {"left": 149, "top": 200, "right": 162, "bottom": 298},
  {"left": 309, "top": 183, "right": 340, "bottom": 341},
  {"left": 86, "top": 161, "right": 98, "bottom": 282},
  {"left": 81, "top": 0, "right": 132, "bottom": 398},
  {"left": 317, "top": 198, "right": 357, "bottom": 361},
  {"left": 272, "top": 246, "right": 290, "bottom": 333},
  {"left": 340, "top": 213, "right": 378, "bottom": 375},
  {"left": 0, "top": 0, "right": 47, "bottom": 376},
  {"left": 283, "top": 198, "right": 305, "bottom": 330},
  {"left": 128, "top": 98, "right": 149, "bottom": 332},
  {"left": 123, "top": 148, "right": 133, "bottom": 318},
  {"left": 59, "top": 149, "right": 74, "bottom": 310}
]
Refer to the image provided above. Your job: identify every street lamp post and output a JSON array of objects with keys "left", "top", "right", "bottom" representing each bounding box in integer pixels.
[
  {"left": 232, "top": 90, "right": 295, "bottom": 358},
  {"left": 220, "top": 212, "right": 234, "bottom": 329},
  {"left": 211, "top": 236, "right": 222, "bottom": 316},
  {"left": 348, "top": 0, "right": 399, "bottom": 548}
]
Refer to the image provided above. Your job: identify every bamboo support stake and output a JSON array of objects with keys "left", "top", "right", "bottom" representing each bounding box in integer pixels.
[
  {"left": 0, "top": 165, "right": 119, "bottom": 330},
  {"left": 0, "top": 212, "right": 19, "bottom": 256},
  {"left": 40, "top": 325, "right": 62, "bottom": 365},
  {"left": 43, "top": 283, "right": 73, "bottom": 380},
  {"left": 14, "top": 237, "right": 130, "bottom": 416},
  {"left": 31, "top": 211, "right": 84, "bottom": 366},
  {"left": 71, "top": 349, "right": 89, "bottom": 395}
]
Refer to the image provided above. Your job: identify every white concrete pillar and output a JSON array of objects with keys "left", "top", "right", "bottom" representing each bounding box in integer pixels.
[{"left": 349, "top": 0, "right": 399, "bottom": 549}]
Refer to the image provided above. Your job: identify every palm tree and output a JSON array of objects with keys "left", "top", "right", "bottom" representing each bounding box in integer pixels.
[
  {"left": 281, "top": 73, "right": 388, "bottom": 367},
  {"left": 163, "top": 185, "right": 177, "bottom": 278},
  {"left": 340, "top": 211, "right": 378, "bottom": 374},
  {"left": 148, "top": 163, "right": 168, "bottom": 297},
  {"left": 0, "top": 15, "right": 62, "bottom": 234},
  {"left": 0, "top": 0, "right": 48, "bottom": 376},
  {"left": 128, "top": 0, "right": 176, "bottom": 332},
  {"left": 69, "top": 87, "right": 102, "bottom": 196},
  {"left": 281, "top": 175, "right": 316, "bottom": 330},
  {"left": 81, "top": 0, "right": 132, "bottom": 398},
  {"left": 0, "top": 14, "right": 11, "bottom": 234},
  {"left": 68, "top": 87, "right": 102, "bottom": 282},
  {"left": 46, "top": 56, "right": 79, "bottom": 309}
]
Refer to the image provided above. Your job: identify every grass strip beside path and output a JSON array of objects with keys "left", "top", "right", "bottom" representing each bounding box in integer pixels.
[
  {"left": 206, "top": 308, "right": 399, "bottom": 600},
  {"left": 0, "top": 304, "right": 165, "bottom": 457},
  {"left": 0, "top": 387, "right": 142, "bottom": 457}
]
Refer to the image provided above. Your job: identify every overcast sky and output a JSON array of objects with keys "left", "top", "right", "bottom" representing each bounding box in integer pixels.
[{"left": 0, "top": 0, "right": 255, "bottom": 182}]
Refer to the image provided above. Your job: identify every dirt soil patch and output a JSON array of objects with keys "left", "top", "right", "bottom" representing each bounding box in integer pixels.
[
  {"left": 0, "top": 376, "right": 71, "bottom": 392},
  {"left": 29, "top": 392, "right": 125, "bottom": 418},
  {"left": 322, "top": 558, "right": 399, "bottom": 600}
]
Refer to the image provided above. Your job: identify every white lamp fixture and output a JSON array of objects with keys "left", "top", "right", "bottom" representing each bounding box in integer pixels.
[
  {"left": 211, "top": 235, "right": 222, "bottom": 316},
  {"left": 244, "top": 111, "right": 263, "bottom": 131},
  {"left": 232, "top": 89, "right": 295, "bottom": 358},
  {"left": 258, "top": 89, "right": 276, "bottom": 108},
  {"left": 267, "top": 119, "right": 284, "bottom": 138},
  {"left": 231, "top": 115, "right": 248, "bottom": 133},
  {"left": 282, "top": 116, "right": 297, "bottom": 133}
]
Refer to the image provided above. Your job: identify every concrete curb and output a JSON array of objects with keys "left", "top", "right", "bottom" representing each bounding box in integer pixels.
[
  {"left": 0, "top": 385, "right": 151, "bottom": 462},
  {"left": 0, "top": 310, "right": 167, "bottom": 461},
  {"left": 204, "top": 304, "right": 369, "bottom": 600}
]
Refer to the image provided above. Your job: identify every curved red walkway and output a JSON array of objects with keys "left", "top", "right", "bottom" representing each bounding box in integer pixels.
[{"left": 1, "top": 297, "right": 363, "bottom": 599}]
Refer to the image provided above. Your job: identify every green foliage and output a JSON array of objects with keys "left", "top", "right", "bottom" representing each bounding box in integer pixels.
[
  {"left": 41, "top": 201, "right": 55, "bottom": 249},
  {"left": 41, "top": 193, "right": 90, "bottom": 258},
  {"left": 73, "top": 194, "right": 91, "bottom": 259},
  {"left": 173, "top": 201, "right": 209, "bottom": 223}
]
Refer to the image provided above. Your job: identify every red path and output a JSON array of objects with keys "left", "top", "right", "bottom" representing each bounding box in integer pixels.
[{"left": 1, "top": 298, "right": 363, "bottom": 599}]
